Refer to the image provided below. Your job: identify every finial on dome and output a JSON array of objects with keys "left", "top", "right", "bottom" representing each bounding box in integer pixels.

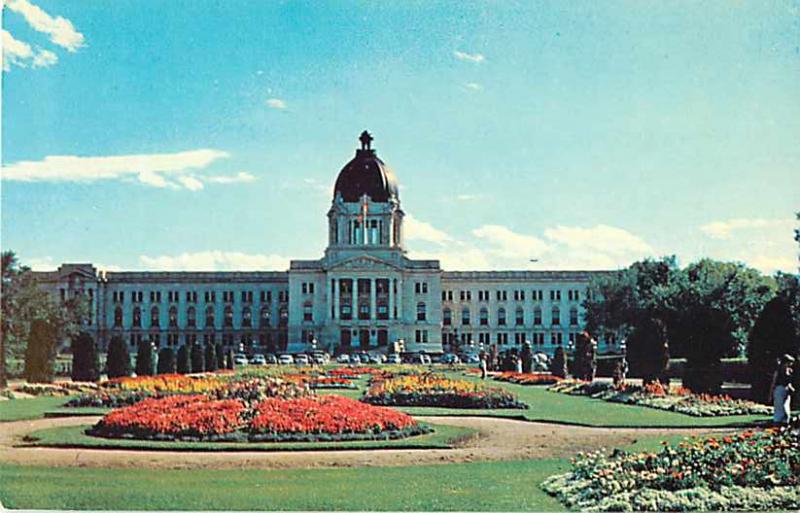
[{"left": 359, "top": 130, "right": 373, "bottom": 151}]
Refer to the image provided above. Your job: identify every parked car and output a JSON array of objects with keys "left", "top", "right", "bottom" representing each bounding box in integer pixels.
[
  {"left": 368, "top": 354, "right": 384, "bottom": 365},
  {"left": 294, "top": 354, "right": 310, "bottom": 366},
  {"left": 406, "top": 353, "right": 432, "bottom": 365},
  {"left": 464, "top": 354, "right": 481, "bottom": 364},
  {"left": 440, "top": 353, "right": 461, "bottom": 364},
  {"left": 336, "top": 354, "right": 351, "bottom": 364},
  {"left": 250, "top": 354, "right": 267, "bottom": 365},
  {"left": 265, "top": 353, "right": 278, "bottom": 364},
  {"left": 386, "top": 354, "right": 402, "bottom": 364},
  {"left": 313, "top": 353, "right": 327, "bottom": 365},
  {"left": 234, "top": 354, "right": 249, "bottom": 366},
  {"left": 358, "top": 353, "right": 370, "bottom": 364},
  {"left": 278, "top": 354, "right": 294, "bottom": 365}
]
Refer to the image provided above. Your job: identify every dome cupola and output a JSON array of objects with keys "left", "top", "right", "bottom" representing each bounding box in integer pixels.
[{"left": 333, "top": 131, "right": 399, "bottom": 203}]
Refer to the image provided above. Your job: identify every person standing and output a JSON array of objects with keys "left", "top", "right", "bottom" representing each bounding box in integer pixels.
[
  {"left": 479, "top": 351, "right": 488, "bottom": 380},
  {"left": 770, "top": 354, "right": 795, "bottom": 424}
]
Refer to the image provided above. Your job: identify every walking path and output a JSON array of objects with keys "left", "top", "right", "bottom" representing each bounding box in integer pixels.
[{"left": 0, "top": 415, "right": 735, "bottom": 470}]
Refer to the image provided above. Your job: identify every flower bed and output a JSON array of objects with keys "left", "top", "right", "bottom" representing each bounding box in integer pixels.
[
  {"left": 542, "top": 425, "right": 800, "bottom": 511},
  {"left": 13, "top": 382, "right": 99, "bottom": 397},
  {"left": 362, "top": 374, "right": 527, "bottom": 409},
  {"left": 494, "top": 372, "right": 562, "bottom": 386},
  {"left": 279, "top": 374, "right": 358, "bottom": 390},
  {"left": 88, "top": 393, "right": 427, "bottom": 443},
  {"left": 548, "top": 380, "right": 771, "bottom": 417}
]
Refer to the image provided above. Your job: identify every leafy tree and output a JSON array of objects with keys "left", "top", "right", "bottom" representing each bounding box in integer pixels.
[
  {"left": 572, "top": 332, "right": 597, "bottom": 381},
  {"left": 176, "top": 344, "right": 190, "bottom": 374},
  {"left": 106, "top": 335, "right": 131, "bottom": 378},
  {"left": 215, "top": 343, "right": 224, "bottom": 369},
  {"left": 135, "top": 339, "right": 155, "bottom": 376},
  {"left": 23, "top": 319, "right": 58, "bottom": 383},
  {"left": 204, "top": 343, "right": 218, "bottom": 372},
  {"left": 626, "top": 317, "right": 669, "bottom": 384},
  {"left": 520, "top": 343, "right": 534, "bottom": 373},
  {"left": 2, "top": 251, "right": 88, "bottom": 388},
  {"left": 550, "top": 346, "right": 567, "bottom": 378},
  {"left": 71, "top": 331, "right": 99, "bottom": 382},
  {"left": 157, "top": 347, "right": 176, "bottom": 375},
  {"left": 748, "top": 296, "right": 799, "bottom": 403},
  {"left": 190, "top": 343, "right": 205, "bottom": 373}
]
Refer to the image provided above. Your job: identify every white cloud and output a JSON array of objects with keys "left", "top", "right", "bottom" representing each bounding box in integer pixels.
[
  {"left": 206, "top": 171, "right": 257, "bottom": 184},
  {"left": 266, "top": 98, "right": 287, "bottom": 109},
  {"left": 464, "top": 82, "right": 482, "bottom": 91},
  {"left": 544, "top": 224, "right": 654, "bottom": 256},
  {"left": 1, "top": 149, "right": 230, "bottom": 190},
  {"left": 454, "top": 50, "right": 485, "bottom": 63},
  {"left": 473, "top": 224, "right": 551, "bottom": 257},
  {"left": 139, "top": 251, "right": 291, "bottom": 271},
  {"left": 699, "top": 218, "right": 793, "bottom": 240},
  {"left": 405, "top": 215, "right": 453, "bottom": 245},
  {"left": 2, "top": 29, "right": 56, "bottom": 70},
  {"left": 745, "top": 255, "right": 798, "bottom": 275},
  {"left": 31, "top": 48, "right": 57, "bottom": 67},
  {"left": 5, "top": 0, "right": 85, "bottom": 52}
]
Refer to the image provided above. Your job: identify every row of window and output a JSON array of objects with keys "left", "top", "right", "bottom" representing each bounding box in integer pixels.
[
  {"left": 127, "top": 331, "right": 289, "bottom": 349},
  {"left": 301, "top": 282, "right": 316, "bottom": 295},
  {"left": 441, "top": 289, "right": 582, "bottom": 303},
  {"left": 443, "top": 331, "right": 583, "bottom": 346},
  {"left": 111, "top": 290, "right": 288, "bottom": 304},
  {"left": 441, "top": 306, "right": 579, "bottom": 326},
  {"left": 114, "top": 305, "right": 289, "bottom": 329}
]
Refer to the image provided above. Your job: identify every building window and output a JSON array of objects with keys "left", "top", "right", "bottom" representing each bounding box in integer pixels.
[
  {"left": 498, "top": 307, "right": 506, "bottom": 326},
  {"left": 534, "top": 307, "right": 542, "bottom": 326},
  {"left": 187, "top": 306, "right": 196, "bottom": 327},
  {"left": 358, "top": 303, "right": 370, "bottom": 320},
  {"left": 242, "top": 306, "right": 252, "bottom": 327},
  {"left": 205, "top": 306, "right": 215, "bottom": 328},
  {"left": 550, "top": 290, "right": 562, "bottom": 302},
  {"left": 260, "top": 290, "right": 271, "bottom": 302},
  {"left": 443, "top": 308, "right": 452, "bottom": 326},
  {"left": 224, "top": 306, "right": 233, "bottom": 328},
  {"left": 279, "top": 306, "right": 288, "bottom": 327},
  {"left": 205, "top": 291, "right": 216, "bottom": 303},
  {"left": 552, "top": 306, "right": 560, "bottom": 326},
  {"left": 416, "top": 302, "right": 426, "bottom": 322},
  {"left": 515, "top": 307, "right": 524, "bottom": 326},
  {"left": 569, "top": 307, "right": 579, "bottom": 326},
  {"left": 260, "top": 307, "right": 271, "bottom": 327},
  {"left": 479, "top": 307, "right": 488, "bottom": 326},
  {"left": 461, "top": 307, "right": 471, "bottom": 326},
  {"left": 168, "top": 306, "right": 178, "bottom": 328},
  {"left": 114, "top": 307, "right": 123, "bottom": 328},
  {"left": 415, "top": 330, "right": 428, "bottom": 343},
  {"left": 150, "top": 306, "right": 160, "bottom": 329},
  {"left": 303, "top": 303, "right": 313, "bottom": 322}
]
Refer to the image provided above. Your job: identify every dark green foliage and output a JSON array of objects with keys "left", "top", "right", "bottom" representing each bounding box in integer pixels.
[
  {"left": 215, "top": 344, "right": 224, "bottom": 369},
  {"left": 627, "top": 317, "right": 669, "bottom": 384},
  {"left": 70, "top": 332, "right": 99, "bottom": 382},
  {"left": 156, "top": 347, "right": 176, "bottom": 375},
  {"left": 572, "top": 332, "right": 597, "bottom": 381},
  {"left": 225, "top": 349, "right": 234, "bottom": 370},
  {"left": 748, "top": 297, "right": 799, "bottom": 403},
  {"left": 682, "top": 305, "right": 731, "bottom": 394},
  {"left": 135, "top": 340, "right": 155, "bottom": 377},
  {"left": 204, "top": 344, "right": 217, "bottom": 372},
  {"left": 176, "top": 345, "right": 190, "bottom": 374},
  {"left": 23, "top": 319, "right": 58, "bottom": 383},
  {"left": 105, "top": 336, "right": 131, "bottom": 379},
  {"left": 521, "top": 344, "right": 533, "bottom": 373},
  {"left": 550, "top": 346, "right": 567, "bottom": 378},
  {"left": 190, "top": 343, "right": 204, "bottom": 373}
]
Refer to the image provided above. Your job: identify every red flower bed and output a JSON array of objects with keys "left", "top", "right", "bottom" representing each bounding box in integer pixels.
[
  {"left": 251, "top": 395, "right": 417, "bottom": 436},
  {"left": 494, "top": 372, "right": 563, "bottom": 386},
  {"left": 91, "top": 395, "right": 246, "bottom": 439}
]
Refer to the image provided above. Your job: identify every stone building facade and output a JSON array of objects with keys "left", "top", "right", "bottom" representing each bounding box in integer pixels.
[{"left": 33, "top": 133, "right": 617, "bottom": 356}]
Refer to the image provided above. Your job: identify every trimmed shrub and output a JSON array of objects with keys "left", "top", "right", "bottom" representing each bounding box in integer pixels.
[
  {"left": 204, "top": 343, "right": 218, "bottom": 372},
  {"left": 71, "top": 331, "right": 99, "bottom": 382},
  {"left": 190, "top": 343, "right": 205, "bottom": 373},
  {"left": 748, "top": 297, "right": 799, "bottom": 403},
  {"left": 156, "top": 347, "right": 176, "bottom": 375},
  {"left": 225, "top": 349, "right": 234, "bottom": 370},
  {"left": 521, "top": 344, "right": 534, "bottom": 373},
  {"left": 135, "top": 340, "right": 155, "bottom": 377},
  {"left": 683, "top": 306, "right": 730, "bottom": 395},
  {"left": 24, "top": 319, "right": 58, "bottom": 383},
  {"left": 571, "top": 332, "right": 597, "bottom": 381},
  {"left": 550, "top": 346, "right": 568, "bottom": 378},
  {"left": 176, "top": 344, "right": 190, "bottom": 374},
  {"left": 215, "top": 344, "right": 224, "bottom": 369},
  {"left": 106, "top": 335, "right": 131, "bottom": 378},
  {"left": 627, "top": 316, "right": 669, "bottom": 384}
]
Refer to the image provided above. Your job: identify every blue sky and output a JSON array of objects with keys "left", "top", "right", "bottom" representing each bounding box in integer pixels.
[{"left": 2, "top": 0, "right": 798, "bottom": 274}]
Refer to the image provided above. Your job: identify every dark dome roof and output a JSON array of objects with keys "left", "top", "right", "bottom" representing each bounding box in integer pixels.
[{"left": 333, "top": 132, "right": 399, "bottom": 203}]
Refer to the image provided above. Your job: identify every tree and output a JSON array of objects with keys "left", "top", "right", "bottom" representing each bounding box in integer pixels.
[
  {"left": 71, "top": 332, "right": 99, "bottom": 382},
  {"left": 626, "top": 317, "right": 669, "bottom": 384},
  {"left": 215, "top": 343, "right": 224, "bottom": 369},
  {"left": 550, "top": 346, "right": 567, "bottom": 378},
  {"left": 23, "top": 319, "right": 57, "bottom": 383},
  {"left": 135, "top": 340, "right": 155, "bottom": 376},
  {"left": 157, "top": 347, "right": 176, "bottom": 375},
  {"left": 2, "top": 251, "right": 89, "bottom": 388},
  {"left": 572, "top": 332, "right": 597, "bottom": 381},
  {"left": 204, "top": 343, "right": 218, "bottom": 372},
  {"left": 190, "top": 343, "right": 205, "bottom": 373},
  {"left": 748, "top": 296, "right": 799, "bottom": 403},
  {"left": 106, "top": 336, "right": 131, "bottom": 378},
  {"left": 520, "top": 343, "right": 534, "bottom": 373},
  {"left": 176, "top": 344, "right": 190, "bottom": 374},
  {"left": 225, "top": 348, "right": 234, "bottom": 370}
]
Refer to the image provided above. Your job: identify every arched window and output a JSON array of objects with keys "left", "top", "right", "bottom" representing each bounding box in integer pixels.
[
  {"left": 551, "top": 306, "right": 560, "bottom": 326},
  {"left": 133, "top": 307, "right": 141, "bottom": 328},
  {"left": 279, "top": 306, "right": 288, "bottom": 327},
  {"left": 224, "top": 305, "right": 233, "bottom": 327},
  {"left": 569, "top": 307, "right": 579, "bottom": 326},
  {"left": 443, "top": 308, "right": 452, "bottom": 326},
  {"left": 242, "top": 306, "right": 252, "bottom": 327},
  {"left": 498, "top": 307, "right": 506, "bottom": 326},
  {"left": 515, "top": 307, "right": 524, "bottom": 326},
  {"left": 205, "top": 306, "right": 215, "bottom": 328},
  {"left": 461, "top": 307, "right": 471, "bottom": 325},
  {"left": 150, "top": 306, "right": 160, "bottom": 329},
  {"left": 416, "top": 302, "right": 426, "bottom": 321},
  {"left": 479, "top": 307, "right": 489, "bottom": 326},
  {"left": 260, "top": 307, "right": 271, "bottom": 327},
  {"left": 303, "top": 302, "right": 313, "bottom": 322},
  {"left": 114, "top": 306, "right": 123, "bottom": 327},
  {"left": 168, "top": 306, "right": 178, "bottom": 328},
  {"left": 533, "top": 307, "right": 542, "bottom": 326},
  {"left": 187, "top": 306, "right": 196, "bottom": 327}
]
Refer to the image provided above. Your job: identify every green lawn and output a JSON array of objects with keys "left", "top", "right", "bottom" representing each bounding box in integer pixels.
[
  {"left": 0, "top": 396, "right": 71, "bottom": 422},
  {"left": 24, "top": 422, "right": 475, "bottom": 452}
]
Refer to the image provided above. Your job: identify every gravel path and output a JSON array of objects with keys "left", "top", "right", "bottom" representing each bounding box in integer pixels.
[{"left": 0, "top": 415, "right": 735, "bottom": 470}]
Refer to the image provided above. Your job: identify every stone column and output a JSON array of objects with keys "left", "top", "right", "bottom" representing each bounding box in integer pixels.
[
  {"left": 370, "top": 278, "right": 377, "bottom": 320},
  {"left": 388, "top": 277, "right": 394, "bottom": 322},
  {"left": 333, "top": 279, "right": 339, "bottom": 320},
  {"left": 396, "top": 277, "right": 403, "bottom": 320}
]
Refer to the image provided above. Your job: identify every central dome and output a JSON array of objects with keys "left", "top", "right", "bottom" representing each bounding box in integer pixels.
[{"left": 333, "top": 131, "right": 399, "bottom": 203}]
